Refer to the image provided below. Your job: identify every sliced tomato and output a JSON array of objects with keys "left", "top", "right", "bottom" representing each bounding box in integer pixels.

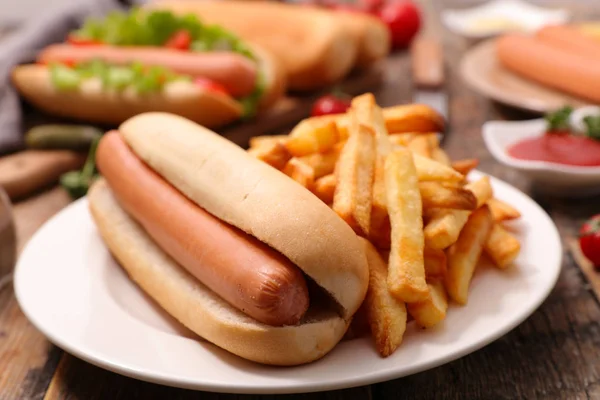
[
  {"left": 193, "top": 77, "right": 229, "bottom": 96},
  {"left": 165, "top": 30, "right": 192, "bottom": 50},
  {"left": 67, "top": 34, "right": 103, "bottom": 46}
]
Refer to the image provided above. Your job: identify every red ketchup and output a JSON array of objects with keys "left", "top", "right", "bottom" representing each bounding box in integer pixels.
[{"left": 507, "top": 131, "right": 600, "bottom": 167}]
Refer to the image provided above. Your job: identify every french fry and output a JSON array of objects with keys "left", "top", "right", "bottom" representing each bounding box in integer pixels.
[
  {"left": 452, "top": 158, "right": 479, "bottom": 176},
  {"left": 247, "top": 141, "right": 292, "bottom": 170},
  {"left": 484, "top": 223, "right": 521, "bottom": 268},
  {"left": 424, "top": 246, "right": 447, "bottom": 279},
  {"left": 424, "top": 209, "right": 471, "bottom": 250},
  {"left": 285, "top": 119, "right": 339, "bottom": 156},
  {"left": 248, "top": 134, "right": 288, "bottom": 149},
  {"left": 407, "top": 280, "right": 449, "bottom": 328},
  {"left": 370, "top": 155, "right": 391, "bottom": 249},
  {"left": 407, "top": 135, "right": 431, "bottom": 158},
  {"left": 431, "top": 148, "right": 451, "bottom": 166},
  {"left": 361, "top": 238, "right": 407, "bottom": 357},
  {"left": 389, "top": 133, "right": 416, "bottom": 147},
  {"left": 487, "top": 198, "right": 521, "bottom": 222},
  {"left": 383, "top": 104, "right": 445, "bottom": 134},
  {"left": 466, "top": 176, "right": 494, "bottom": 208},
  {"left": 282, "top": 158, "right": 315, "bottom": 189},
  {"left": 312, "top": 174, "right": 336, "bottom": 204},
  {"left": 445, "top": 205, "right": 494, "bottom": 305},
  {"left": 385, "top": 149, "right": 428, "bottom": 302},
  {"left": 419, "top": 182, "right": 478, "bottom": 211},
  {"left": 300, "top": 147, "right": 340, "bottom": 179},
  {"left": 333, "top": 113, "right": 376, "bottom": 235},
  {"left": 413, "top": 155, "right": 464, "bottom": 182},
  {"left": 423, "top": 176, "right": 494, "bottom": 249}
]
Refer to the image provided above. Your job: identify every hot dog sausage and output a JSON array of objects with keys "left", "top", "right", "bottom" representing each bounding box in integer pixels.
[
  {"left": 536, "top": 25, "right": 600, "bottom": 62},
  {"left": 496, "top": 34, "right": 600, "bottom": 103},
  {"left": 96, "top": 131, "right": 310, "bottom": 326},
  {"left": 38, "top": 44, "right": 257, "bottom": 97}
]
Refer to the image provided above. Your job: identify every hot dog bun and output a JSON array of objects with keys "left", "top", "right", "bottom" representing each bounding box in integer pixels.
[
  {"left": 336, "top": 11, "right": 391, "bottom": 69},
  {"left": 145, "top": 0, "right": 361, "bottom": 91},
  {"left": 88, "top": 179, "right": 350, "bottom": 366},
  {"left": 12, "top": 64, "right": 244, "bottom": 128},
  {"left": 118, "top": 112, "right": 369, "bottom": 320}
]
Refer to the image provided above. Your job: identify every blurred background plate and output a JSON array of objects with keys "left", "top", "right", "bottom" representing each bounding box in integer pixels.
[{"left": 460, "top": 38, "right": 591, "bottom": 114}]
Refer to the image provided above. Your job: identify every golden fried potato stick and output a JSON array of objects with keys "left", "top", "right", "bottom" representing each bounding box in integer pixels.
[
  {"left": 413, "top": 155, "right": 464, "bottom": 182},
  {"left": 423, "top": 176, "right": 494, "bottom": 249},
  {"left": 248, "top": 134, "right": 288, "bottom": 149},
  {"left": 282, "top": 157, "right": 315, "bottom": 189},
  {"left": 407, "top": 280, "right": 449, "bottom": 328},
  {"left": 424, "top": 246, "right": 447, "bottom": 279},
  {"left": 419, "top": 181, "right": 478, "bottom": 211},
  {"left": 451, "top": 158, "right": 479, "bottom": 176},
  {"left": 484, "top": 223, "right": 521, "bottom": 268},
  {"left": 407, "top": 135, "right": 432, "bottom": 158},
  {"left": 361, "top": 238, "right": 407, "bottom": 357},
  {"left": 487, "top": 198, "right": 522, "bottom": 222},
  {"left": 389, "top": 133, "right": 416, "bottom": 147},
  {"left": 445, "top": 205, "right": 494, "bottom": 305},
  {"left": 285, "top": 119, "right": 339, "bottom": 156},
  {"left": 247, "top": 141, "right": 292, "bottom": 170},
  {"left": 383, "top": 104, "right": 445, "bottom": 134},
  {"left": 300, "top": 147, "right": 341, "bottom": 179},
  {"left": 333, "top": 112, "right": 376, "bottom": 236},
  {"left": 312, "top": 173, "right": 336, "bottom": 204},
  {"left": 385, "top": 149, "right": 428, "bottom": 302}
]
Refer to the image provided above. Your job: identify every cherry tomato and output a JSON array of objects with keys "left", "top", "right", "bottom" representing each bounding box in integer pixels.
[
  {"left": 165, "top": 30, "right": 192, "bottom": 50},
  {"left": 193, "top": 77, "right": 229, "bottom": 96},
  {"left": 377, "top": 0, "right": 421, "bottom": 49},
  {"left": 580, "top": 214, "right": 600, "bottom": 267},
  {"left": 311, "top": 94, "right": 351, "bottom": 117},
  {"left": 67, "top": 34, "right": 103, "bottom": 46}
]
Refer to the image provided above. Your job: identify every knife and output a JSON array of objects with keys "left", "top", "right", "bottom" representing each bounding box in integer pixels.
[{"left": 410, "top": 37, "right": 448, "bottom": 132}]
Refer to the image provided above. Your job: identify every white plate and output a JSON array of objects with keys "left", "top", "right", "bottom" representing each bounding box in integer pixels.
[
  {"left": 483, "top": 119, "right": 600, "bottom": 197},
  {"left": 14, "top": 171, "right": 561, "bottom": 394},
  {"left": 442, "top": 0, "right": 569, "bottom": 39}
]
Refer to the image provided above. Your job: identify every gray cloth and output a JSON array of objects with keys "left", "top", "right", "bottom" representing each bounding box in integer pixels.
[{"left": 0, "top": 0, "right": 145, "bottom": 154}]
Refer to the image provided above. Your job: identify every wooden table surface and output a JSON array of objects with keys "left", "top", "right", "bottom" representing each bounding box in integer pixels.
[{"left": 3, "top": 1, "right": 600, "bottom": 399}]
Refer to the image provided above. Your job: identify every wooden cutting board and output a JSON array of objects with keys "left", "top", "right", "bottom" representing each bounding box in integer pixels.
[{"left": 0, "top": 150, "right": 86, "bottom": 201}]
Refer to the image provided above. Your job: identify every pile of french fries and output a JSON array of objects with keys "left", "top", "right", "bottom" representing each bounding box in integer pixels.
[{"left": 247, "top": 94, "right": 522, "bottom": 357}]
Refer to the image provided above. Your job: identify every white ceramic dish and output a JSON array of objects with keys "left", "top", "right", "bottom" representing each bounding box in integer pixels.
[
  {"left": 14, "top": 172, "right": 561, "bottom": 394},
  {"left": 483, "top": 118, "right": 600, "bottom": 197},
  {"left": 442, "top": 0, "right": 570, "bottom": 39}
]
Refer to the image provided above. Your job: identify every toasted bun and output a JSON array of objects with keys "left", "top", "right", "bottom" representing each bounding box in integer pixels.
[
  {"left": 88, "top": 179, "right": 349, "bottom": 365},
  {"left": 336, "top": 12, "right": 391, "bottom": 68},
  {"left": 119, "top": 112, "right": 369, "bottom": 319},
  {"left": 146, "top": 0, "right": 359, "bottom": 91},
  {"left": 12, "top": 65, "right": 243, "bottom": 128}
]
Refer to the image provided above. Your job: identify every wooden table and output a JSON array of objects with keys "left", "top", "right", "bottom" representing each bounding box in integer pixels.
[{"left": 3, "top": 1, "right": 600, "bottom": 398}]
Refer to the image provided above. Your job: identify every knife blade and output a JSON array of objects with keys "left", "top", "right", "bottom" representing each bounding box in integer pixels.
[{"left": 410, "top": 37, "right": 448, "bottom": 128}]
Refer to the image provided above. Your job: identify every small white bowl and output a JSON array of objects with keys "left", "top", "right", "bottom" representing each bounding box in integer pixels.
[
  {"left": 482, "top": 118, "right": 600, "bottom": 197},
  {"left": 442, "top": 0, "right": 570, "bottom": 39}
]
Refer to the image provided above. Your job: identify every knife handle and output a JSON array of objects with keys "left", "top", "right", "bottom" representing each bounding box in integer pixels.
[{"left": 410, "top": 37, "right": 445, "bottom": 89}]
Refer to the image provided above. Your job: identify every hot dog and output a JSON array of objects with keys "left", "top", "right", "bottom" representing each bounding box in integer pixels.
[
  {"left": 88, "top": 112, "right": 369, "bottom": 365},
  {"left": 11, "top": 8, "right": 286, "bottom": 128},
  {"left": 496, "top": 34, "right": 600, "bottom": 103},
  {"left": 96, "top": 131, "right": 309, "bottom": 326},
  {"left": 145, "top": 0, "right": 390, "bottom": 91},
  {"left": 38, "top": 45, "right": 258, "bottom": 97}
]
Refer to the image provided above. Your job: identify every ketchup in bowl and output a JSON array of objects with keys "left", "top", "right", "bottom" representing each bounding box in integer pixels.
[
  {"left": 507, "top": 106, "right": 600, "bottom": 167},
  {"left": 508, "top": 132, "right": 600, "bottom": 167}
]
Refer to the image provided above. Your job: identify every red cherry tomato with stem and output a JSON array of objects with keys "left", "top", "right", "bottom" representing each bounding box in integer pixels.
[
  {"left": 311, "top": 93, "right": 352, "bottom": 117},
  {"left": 378, "top": 0, "right": 421, "bottom": 49},
  {"left": 580, "top": 214, "right": 600, "bottom": 267}
]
